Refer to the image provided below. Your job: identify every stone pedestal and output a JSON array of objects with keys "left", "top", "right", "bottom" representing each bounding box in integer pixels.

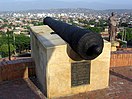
[
  {"left": 30, "top": 26, "right": 111, "bottom": 99},
  {"left": 111, "top": 41, "right": 120, "bottom": 51}
]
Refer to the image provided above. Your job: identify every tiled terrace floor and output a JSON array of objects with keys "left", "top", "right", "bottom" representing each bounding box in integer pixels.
[
  {"left": 59, "top": 66, "right": 132, "bottom": 99},
  {"left": 0, "top": 66, "right": 131, "bottom": 99},
  {"left": 0, "top": 79, "right": 45, "bottom": 99}
]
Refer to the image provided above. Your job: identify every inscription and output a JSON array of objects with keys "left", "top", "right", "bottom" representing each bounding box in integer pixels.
[{"left": 71, "top": 61, "right": 90, "bottom": 87}]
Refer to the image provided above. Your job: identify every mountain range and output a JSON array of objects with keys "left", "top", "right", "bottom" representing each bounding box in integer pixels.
[
  {"left": 0, "top": 0, "right": 132, "bottom": 11},
  {"left": 1, "top": 8, "right": 132, "bottom": 15}
]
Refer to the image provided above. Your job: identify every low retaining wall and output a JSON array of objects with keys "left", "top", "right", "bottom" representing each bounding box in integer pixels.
[
  {"left": 117, "top": 48, "right": 132, "bottom": 51},
  {"left": 0, "top": 50, "right": 132, "bottom": 82},
  {"left": 110, "top": 51, "right": 132, "bottom": 67},
  {"left": 0, "top": 57, "right": 35, "bottom": 82}
]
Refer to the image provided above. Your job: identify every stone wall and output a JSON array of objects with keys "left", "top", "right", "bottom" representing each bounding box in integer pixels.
[
  {"left": 0, "top": 51, "right": 131, "bottom": 83},
  {"left": 110, "top": 51, "right": 132, "bottom": 67},
  {"left": 117, "top": 48, "right": 132, "bottom": 51},
  {"left": 0, "top": 57, "right": 35, "bottom": 82}
]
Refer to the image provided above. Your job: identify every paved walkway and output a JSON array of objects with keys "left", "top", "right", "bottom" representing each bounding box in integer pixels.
[
  {"left": 0, "top": 66, "right": 131, "bottom": 99},
  {"left": 0, "top": 79, "right": 45, "bottom": 99},
  {"left": 59, "top": 66, "right": 132, "bottom": 99}
]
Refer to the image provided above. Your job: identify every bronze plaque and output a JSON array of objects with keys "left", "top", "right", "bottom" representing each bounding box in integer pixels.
[{"left": 71, "top": 61, "right": 90, "bottom": 87}]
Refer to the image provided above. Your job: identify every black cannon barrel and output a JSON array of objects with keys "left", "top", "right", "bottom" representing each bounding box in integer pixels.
[{"left": 43, "top": 17, "right": 104, "bottom": 60}]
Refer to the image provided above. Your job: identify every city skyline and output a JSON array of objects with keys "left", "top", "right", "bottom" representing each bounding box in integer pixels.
[{"left": 0, "top": 0, "right": 132, "bottom": 11}]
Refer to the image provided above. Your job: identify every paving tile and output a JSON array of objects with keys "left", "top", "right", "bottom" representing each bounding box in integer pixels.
[
  {"left": 0, "top": 66, "right": 131, "bottom": 99},
  {"left": 0, "top": 79, "right": 42, "bottom": 99},
  {"left": 57, "top": 66, "right": 132, "bottom": 99}
]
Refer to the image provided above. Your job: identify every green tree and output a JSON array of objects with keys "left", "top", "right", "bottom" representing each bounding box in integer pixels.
[
  {"left": 0, "top": 32, "right": 30, "bottom": 55},
  {"left": 0, "top": 31, "right": 14, "bottom": 47},
  {"left": 0, "top": 35, "right": 8, "bottom": 46},
  {"left": 117, "top": 28, "right": 132, "bottom": 41},
  {"left": 0, "top": 44, "right": 15, "bottom": 57},
  {"left": 1, "top": 24, "right": 8, "bottom": 28},
  {"left": 0, "top": 31, "right": 6, "bottom": 37},
  {"left": 88, "top": 20, "right": 96, "bottom": 25},
  {"left": 3, "top": 19, "right": 8, "bottom": 22},
  {"left": 126, "top": 28, "right": 132, "bottom": 41},
  {"left": 86, "top": 27, "right": 103, "bottom": 33},
  {"left": 121, "top": 23, "right": 128, "bottom": 27},
  {"left": 15, "top": 34, "right": 30, "bottom": 53}
]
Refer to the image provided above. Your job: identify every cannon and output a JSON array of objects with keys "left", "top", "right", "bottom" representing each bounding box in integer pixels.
[{"left": 43, "top": 17, "right": 104, "bottom": 60}]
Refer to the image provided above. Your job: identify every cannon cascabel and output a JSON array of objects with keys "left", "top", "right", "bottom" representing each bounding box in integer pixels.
[{"left": 43, "top": 17, "right": 104, "bottom": 60}]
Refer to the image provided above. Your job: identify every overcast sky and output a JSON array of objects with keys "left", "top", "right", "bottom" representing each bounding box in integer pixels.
[{"left": 0, "top": 0, "right": 132, "bottom": 11}]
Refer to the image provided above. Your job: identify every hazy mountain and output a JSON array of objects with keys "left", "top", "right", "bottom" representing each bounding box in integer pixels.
[
  {"left": 1, "top": 8, "right": 132, "bottom": 16},
  {"left": 0, "top": 0, "right": 132, "bottom": 11}
]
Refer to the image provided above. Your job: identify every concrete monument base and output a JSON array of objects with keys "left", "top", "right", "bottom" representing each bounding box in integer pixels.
[{"left": 30, "top": 26, "right": 111, "bottom": 99}]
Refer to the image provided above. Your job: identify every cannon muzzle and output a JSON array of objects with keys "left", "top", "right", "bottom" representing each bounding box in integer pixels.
[{"left": 43, "top": 17, "right": 104, "bottom": 60}]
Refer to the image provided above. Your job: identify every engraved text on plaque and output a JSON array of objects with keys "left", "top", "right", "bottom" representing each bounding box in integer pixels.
[{"left": 71, "top": 61, "right": 90, "bottom": 87}]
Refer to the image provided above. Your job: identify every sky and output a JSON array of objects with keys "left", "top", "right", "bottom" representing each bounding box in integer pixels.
[{"left": 0, "top": 0, "right": 132, "bottom": 11}]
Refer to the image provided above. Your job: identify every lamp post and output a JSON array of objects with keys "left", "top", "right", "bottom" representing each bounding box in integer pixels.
[
  {"left": 7, "top": 29, "right": 11, "bottom": 60},
  {"left": 13, "top": 31, "right": 16, "bottom": 55}
]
